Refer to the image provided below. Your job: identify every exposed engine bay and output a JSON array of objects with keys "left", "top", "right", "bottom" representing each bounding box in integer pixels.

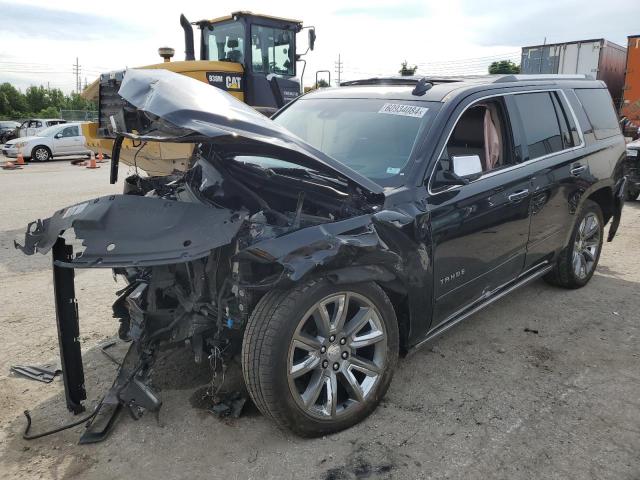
[{"left": 15, "top": 69, "right": 429, "bottom": 442}]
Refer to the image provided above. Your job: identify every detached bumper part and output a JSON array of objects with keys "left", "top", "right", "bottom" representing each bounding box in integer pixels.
[
  {"left": 15, "top": 194, "right": 246, "bottom": 268},
  {"left": 14, "top": 194, "right": 246, "bottom": 441},
  {"left": 52, "top": 238, "right": 87, "bottom": 414}
]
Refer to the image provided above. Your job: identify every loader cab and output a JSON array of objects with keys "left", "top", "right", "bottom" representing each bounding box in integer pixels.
[{"left": 194, "top": 12, "right": 309, "bottom": 113}]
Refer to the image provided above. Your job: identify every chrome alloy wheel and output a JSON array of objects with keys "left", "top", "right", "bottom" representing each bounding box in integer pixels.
[
  {"left": 573, "top": 212, "right": 601, "bottom": 280},
  {"left": 287, "top": 292, "right": 388, "bottom": 419},
  {"left": 34, "top": 147, "right": 49, "bottom": 161}
]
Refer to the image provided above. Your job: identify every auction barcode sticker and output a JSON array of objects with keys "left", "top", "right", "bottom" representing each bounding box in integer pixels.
[{"left": 378, "top": 103, "right": 428, "bottom": 118}]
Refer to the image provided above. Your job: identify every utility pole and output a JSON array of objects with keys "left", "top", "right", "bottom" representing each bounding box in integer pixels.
[
  {"left": 334, "top": 54, "right": 343, "bottom": 86},
  {"left": 72, "top": 57, "right": 81, "bottom": 93}
]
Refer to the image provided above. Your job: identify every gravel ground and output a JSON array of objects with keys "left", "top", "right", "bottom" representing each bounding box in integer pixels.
[{"left": 0, "top": 158, "right": 639, "bottom": 480}]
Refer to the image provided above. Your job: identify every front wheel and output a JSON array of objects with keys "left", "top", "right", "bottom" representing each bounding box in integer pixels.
[
  {"left": 242, "top": 279, "right": 398, "bottom": 437},
  {"left": 544, "top": 200, "right": 604, "bottom": 288},
  {"left": 626, "top": 187, "right": 639, "bottom": 202},
  {"left": 32, "top": 146, "right": 51, "bottom": 162}
]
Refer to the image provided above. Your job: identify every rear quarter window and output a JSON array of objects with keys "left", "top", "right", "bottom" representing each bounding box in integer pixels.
[{"left": 574, "top": 89, "right": 620, "bottom": 140}]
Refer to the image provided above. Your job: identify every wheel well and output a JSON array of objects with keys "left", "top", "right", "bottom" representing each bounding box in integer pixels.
[
  {"left": 377, "top": 284, "right": 410, "bottom": 354},
  {"left": 586, "top": 187, "right": 614, "bottom": 225},
  {"left": 32, "top": 145, "right": 51, "bottom": 157}
]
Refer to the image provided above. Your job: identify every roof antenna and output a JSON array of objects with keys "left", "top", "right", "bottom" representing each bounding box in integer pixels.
[{"left": 412, "top": 78, "right": 432, "bottom": 96}]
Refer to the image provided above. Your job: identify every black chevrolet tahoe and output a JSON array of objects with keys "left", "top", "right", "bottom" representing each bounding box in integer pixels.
[{"left": 16, "top": 70, "right": 626, "bottom": 440}]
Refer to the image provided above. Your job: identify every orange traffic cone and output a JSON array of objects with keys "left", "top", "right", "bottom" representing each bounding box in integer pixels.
[
  {"left": 86, "top": 151, "right": 100, "bottom": 169},
  {"left": 96, "top": 149, "right": 105, "bottom": 163},
  {"left": 16, "top": 151, "right": 26, "bottom": 166}
]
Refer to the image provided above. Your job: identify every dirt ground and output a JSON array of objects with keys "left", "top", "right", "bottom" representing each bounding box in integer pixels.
[{"left": 0, "top": 158, "right": 639, "bottom": 480}]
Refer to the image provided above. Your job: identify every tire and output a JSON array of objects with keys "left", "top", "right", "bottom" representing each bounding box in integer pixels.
[
  {"left": 242, "top": 278, "right": 398, "bottom": 437},
  {"left": 544, "top": 199, "right": 604, "bottom": 289},
  {"left": 625, "top": 187, "right": 639, "bottom": 202},
  {"left": 32, "top": 145, "right": 52, "bottom": 162}
]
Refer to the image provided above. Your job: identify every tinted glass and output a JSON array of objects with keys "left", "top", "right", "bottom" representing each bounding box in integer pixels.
[
  {"left": 207, "top": 22, "right": 245, "bottom": 63},
  {"left": 275, "top": 98, "right": 435, "bottom": 182},
  {"left": 251, "top": 26, "right": 294, "bottom": 75},
  {"left": 550, "top": 92, "right": 574, "bottom": 149},
  {"left": 514, "top": 92, "right": 563, "bottom": 159},
  {"left": 61, "top": 126, "right": 79, "bottom": 137},
  {"left": 575, "top": 88, "right": 620, "bottom": 140}
]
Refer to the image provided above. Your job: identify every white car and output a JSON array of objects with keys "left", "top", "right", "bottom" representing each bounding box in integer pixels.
[
  {"left": 17, "top": 118, "right": 66, "bottom": 137},
  {"left": 2, "top": 123, "right": 91, "bottom": 161}
]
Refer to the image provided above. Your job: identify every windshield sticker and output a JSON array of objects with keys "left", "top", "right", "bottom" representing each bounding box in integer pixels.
[
  {"left": 378, "top": 103, "right": 428, "bottom": 118},
  {"left": 386, "top": 167, "right": 401, "bottom": 174}
]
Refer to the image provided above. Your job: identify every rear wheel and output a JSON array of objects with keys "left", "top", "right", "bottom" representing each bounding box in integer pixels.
[
  {"left": 32, "top": 146, "right": 51, "bottom": 162},
  {"left": 544, "top": 200, "right": 603, "bottom": 289},
  {"left": 242, "top": 278, "right": 398, "bottom": 437}
]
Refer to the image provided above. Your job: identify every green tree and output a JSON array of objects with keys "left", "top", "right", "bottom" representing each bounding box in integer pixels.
[
  {"left": 0, "top": 82, "right": 97, "bottom": 119},
  {"left": 37, "top": 106, "right": 61, "bottom": 118},
  {"left": 399, "top": 60, "right": 418, "bottom": 76},
  {"left": 488, "top": 60, "right": 520, "bottom": 74},
  {"left": 48, "top": 88, "right": 67, "bottom": 110},
  {"left": 25, "top": 85, "right": 49, "bottom": 113},
  {"left": 0, "top": 92, "right": 9, "bottom": 116},
  {"left": 0, "top": 83, "right": 28, "bottom": 116},
  {"left": 316, "top": 79, "right": 329, "bottom": 88}
]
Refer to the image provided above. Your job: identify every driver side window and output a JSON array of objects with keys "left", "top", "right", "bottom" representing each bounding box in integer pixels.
[{"left": 433, "top": 97, "right": 514, "bottom": 189}]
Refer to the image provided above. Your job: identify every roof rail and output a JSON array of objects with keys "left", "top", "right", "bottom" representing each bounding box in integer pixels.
[
  {"left": 340, "top": 76, "right": 464, "bottom": 87},
  {"left": 494, "top": 74, "right": 593, "bottom": 83},
  {"left": 340, "top": 77, "right": 420, "bottom": 86}
]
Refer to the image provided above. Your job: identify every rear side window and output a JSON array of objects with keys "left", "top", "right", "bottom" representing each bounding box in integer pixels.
[
  {"left": 574, "top": 89, "right": 620, "bottom": 140},
  {"left": 513, "top": 92, "right": 564, "bottom": 159}
]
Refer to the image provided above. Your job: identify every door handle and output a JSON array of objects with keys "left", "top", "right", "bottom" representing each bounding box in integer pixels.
[
  {"left": 508, "top": 189, "right": 530, "bottom": 202},
  {"left": 570, "top": 165, "right": 587, "bottom": 176}
]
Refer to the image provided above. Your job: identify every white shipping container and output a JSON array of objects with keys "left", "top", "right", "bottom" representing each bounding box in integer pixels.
[
  {"left": 521, "top": 39, "right": 627, "bottom": 105},
  {"left": 557, "top": 41, "right": 601, "bottom": 76}
]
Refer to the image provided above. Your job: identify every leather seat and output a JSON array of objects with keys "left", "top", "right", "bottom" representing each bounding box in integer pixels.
[{"left": 447, "top": 106, "right": 486, "bottom": 168}]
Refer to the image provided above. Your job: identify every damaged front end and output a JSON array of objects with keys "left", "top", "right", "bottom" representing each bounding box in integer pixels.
[{"left": 15, "top": 69, "right": 412, "bottom": 442}]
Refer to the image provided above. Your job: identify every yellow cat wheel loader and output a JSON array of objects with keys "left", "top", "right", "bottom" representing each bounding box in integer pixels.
[{"left": 82, "top": 11, "right": 316, "bottom": 175}]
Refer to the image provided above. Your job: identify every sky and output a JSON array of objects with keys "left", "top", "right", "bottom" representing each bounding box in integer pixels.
[{"left": 1, "top": 0, "right": 639, "bottom": 93}]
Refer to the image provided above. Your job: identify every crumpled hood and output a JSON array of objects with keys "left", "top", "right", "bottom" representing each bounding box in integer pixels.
[{"left": 116, "top": 69, "right": 383, "bottom": 196}]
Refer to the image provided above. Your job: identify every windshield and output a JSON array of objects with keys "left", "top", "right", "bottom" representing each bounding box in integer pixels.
[
  {"left": 251, "top": 25, "right": 294, "bottom": 75},
  {"left": 206, "top": 22, "right": 245, "bottom": 63},
  {"left": 37, "top": 125, "right": 63, "bottom": 137},
  {"left": 274, "top": 98, "right": 436, "bottom": 182}
]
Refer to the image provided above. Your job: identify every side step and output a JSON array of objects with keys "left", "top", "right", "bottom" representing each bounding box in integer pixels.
[{"left": 409, "top": 263, "right": 553, "bottom": 354}]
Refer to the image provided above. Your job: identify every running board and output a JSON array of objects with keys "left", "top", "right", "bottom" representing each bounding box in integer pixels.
[{"left": 408, "top": 263, "right": 554, "bottom": 354}]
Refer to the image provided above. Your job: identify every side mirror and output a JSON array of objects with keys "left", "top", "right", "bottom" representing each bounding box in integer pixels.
[
  {"left": 54, "top": 133, "right": 63, "bottom": 139},
  {"left": 451, "top": 155, "right": 483, "bottom": 181},
  {"left": 308, "top": 28, "right": 316, "bottom": 51},
  {"left": 433, "top": 155, "right": 483, "bottom": 188}
]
